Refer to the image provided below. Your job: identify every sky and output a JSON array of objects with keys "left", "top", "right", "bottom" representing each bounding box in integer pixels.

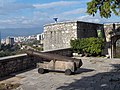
[{"left": 0, "top": 0, "right": 120, "bottom": 38}]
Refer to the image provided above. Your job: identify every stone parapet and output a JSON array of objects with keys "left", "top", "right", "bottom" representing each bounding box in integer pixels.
[
  {"left": 42, "top": 48, "right": 73, "bottom": 57},
  {"left": 0, "top": 54, "right": 36, "bottom": 78}
]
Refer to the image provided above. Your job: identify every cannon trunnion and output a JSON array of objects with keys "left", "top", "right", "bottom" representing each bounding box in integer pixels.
[{"left": 26, "top": 50, "right": 83, "bottom": 75}]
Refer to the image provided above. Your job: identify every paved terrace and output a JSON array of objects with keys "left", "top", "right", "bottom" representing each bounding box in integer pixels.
[{"left": 1, "top": 57, "right": 120, "bottom": 90}]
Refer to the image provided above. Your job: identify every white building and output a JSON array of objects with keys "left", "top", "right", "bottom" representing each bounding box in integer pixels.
[
  {"left": 37, "top": 34, "right": 41, "bottom": 41},
  {"left": 6, "top": 37, "right": 14, "bottom": 45},
  {"left": 37, "top": 33, "right": 44, "bottom": 44}
]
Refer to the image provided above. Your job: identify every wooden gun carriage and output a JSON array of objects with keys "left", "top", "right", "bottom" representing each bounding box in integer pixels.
[{"left": 26, "top": 50, "right": 82, "bottom": 75}]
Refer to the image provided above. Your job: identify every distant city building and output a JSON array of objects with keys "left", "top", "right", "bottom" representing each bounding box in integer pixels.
[
  {"left": 6, "top": 37, "right": 14, "bottom": 45},
  {"left": 40, "top": 33, "right": 44, "bottom": 44},
  {"left": 14, "top": 35, "right": 37, "bottom": 43},
  {"left": 28, "top": 35, "right": 36, "bottom": 40},
  {"left": 1, "top": 39, "right": 5, "bottom": 44},
  {"left": 14, "top": 36, "right": 28, "bottom": 43},
  {"left": 37, "top": 33, "right": 44, "bottom": 44},
  {"left": 37, "top": 34, "right": 41, "bottom": 41}
]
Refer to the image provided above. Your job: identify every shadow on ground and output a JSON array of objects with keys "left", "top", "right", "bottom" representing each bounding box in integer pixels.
[
  {"left": 57, "top": 64, "right": 120, "bottom": 90},
  {"left": 0, "top": 67, "right": 35, "bottom": 81},
  {"left": 75, "top": 68, "right": 94, "bottom": 74},
  {"left": 43, "top": 68, "right": 94, "bottom": 75}
]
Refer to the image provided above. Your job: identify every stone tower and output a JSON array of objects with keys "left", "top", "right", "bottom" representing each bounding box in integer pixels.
[{"left": 43, "top": 21, "right": 103, "bottom": 51}]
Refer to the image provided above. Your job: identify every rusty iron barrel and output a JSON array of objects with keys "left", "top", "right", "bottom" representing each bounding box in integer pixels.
[{"left": 26, "top": 50, "right": 83, "bottom": 68}]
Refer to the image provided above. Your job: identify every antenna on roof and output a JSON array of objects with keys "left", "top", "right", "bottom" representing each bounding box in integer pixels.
[{"left": 53, "top": 18, "right": 58, "bottom": 23}]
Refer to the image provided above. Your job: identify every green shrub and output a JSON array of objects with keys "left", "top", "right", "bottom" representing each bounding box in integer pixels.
[{"left": 70, "top": 37, "right": 104, "bottom": 56}]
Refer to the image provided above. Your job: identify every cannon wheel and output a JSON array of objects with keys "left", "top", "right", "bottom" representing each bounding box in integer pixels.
[
  {"left": 38, "top": 68, "right": 45, "bottom": 74},
  {"left": 65, "top": 69, "right": 72, "bottom": 75}
]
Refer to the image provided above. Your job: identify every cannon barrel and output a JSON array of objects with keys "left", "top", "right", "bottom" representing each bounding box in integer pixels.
[{"left": 26, "top": 50, "right": 82, "bottom": 68}]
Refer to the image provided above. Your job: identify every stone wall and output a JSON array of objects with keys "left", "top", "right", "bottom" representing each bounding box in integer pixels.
[
  {"left": 77, "top": 22, "right": 104, "bottom": 38},
  {"left": 0, "top": 54, "right": 38, "bottom": 78},
  {"left": 104, "top": 23, "right": 120, "bottom": 58},
  {"left": 43, "top": 21, "right": 103, "bottom": 51},
  {"left": 44, "top": 21, "right": 77, "bottom": 51},
  {"left": 104, "top": 23, "right": 120, "bottom": 42},
  {"left": 42, "top": 48, "right": 73, "bottom": 57}
]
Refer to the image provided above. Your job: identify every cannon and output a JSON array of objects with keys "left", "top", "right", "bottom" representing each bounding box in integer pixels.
[{"left": 26, "top": 50, "right": 83, "bottom": 75}]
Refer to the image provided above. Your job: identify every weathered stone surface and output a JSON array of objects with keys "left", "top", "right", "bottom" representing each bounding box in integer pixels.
[
  {"left": 5, "top": 57, "right": 120, "bottom": 90},
  {"left": 0, "top": 54, "right": 37, "bottom": 78},
  {"left": 42, "top": 48, "right": 73, "bottom": 57},
  {"left": 44, "top": 21, "right": 103, "bottom": 51}
]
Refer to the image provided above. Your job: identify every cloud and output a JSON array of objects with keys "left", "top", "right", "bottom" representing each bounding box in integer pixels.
[
  {"left": 77, "top": 15, "right": 101, "bottom": 23},
  {"left": 0, "top": 0, "right": 100, "bottom": 29},
  {"left": 0, "top": 15, "right": 51, "bottom": 28},
  {"left": 0, "top": 0, "right": 89, "bottom": 28},
  {"left": 60, "top": 8, "right": 86, "bottom": 16},
  {"left": 33, "top": 11, "right": 50, "bottom": 19},
  {"left": 0, "top": 1, "right": 34, "bottom": 15},
  {"left": 0, "top": 17, "right": 32, "bottom": 28},
  {"left": 0, "top": 0, "right": 111, "bottom": 29},
  {"left": 33, "top": 1, "right": 81, "bottom": 9},
  {"left": 0, "top": 0, "right": 15, "bottom": 5},
  {"left": 2, "top": 3, "right": 33, "bottom": 10},
  {"left": 51, "top": 8, "right": 86, "bottom": 22}
]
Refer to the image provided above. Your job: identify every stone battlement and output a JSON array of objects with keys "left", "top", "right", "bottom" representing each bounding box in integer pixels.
[{"left": 0, "top": 54, "right": 36, "bottom": 77}]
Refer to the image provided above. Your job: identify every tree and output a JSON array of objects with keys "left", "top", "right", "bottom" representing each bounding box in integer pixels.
[
  {"left": 87, "top": 0, "right": 120, "bottom": 18},
  {"left": 70, "top": 37, "right": 104, "bottom": 56}
]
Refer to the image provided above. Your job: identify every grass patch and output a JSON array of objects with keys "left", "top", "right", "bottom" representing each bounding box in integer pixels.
[{"left": 0, "top": 83, "right": 20, "bottom": 90}]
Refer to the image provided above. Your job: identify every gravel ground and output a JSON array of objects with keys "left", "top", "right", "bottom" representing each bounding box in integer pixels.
[{"left": 1, "top": 57, "right": 120, "bottom": 90}]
